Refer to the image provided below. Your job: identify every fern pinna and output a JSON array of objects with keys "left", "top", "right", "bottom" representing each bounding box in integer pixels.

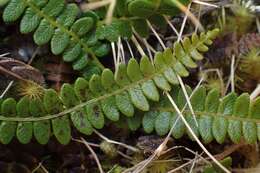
[{"left": 0, "top": 29, "right": 220, "bottom": 145}]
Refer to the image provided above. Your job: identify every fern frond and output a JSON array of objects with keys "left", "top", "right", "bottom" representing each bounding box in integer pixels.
[
  {"left": 0, "top": 30, "right": 218, "bottom": 144},
  {"left": 1, "top": 0, "right": 192, "bottom": 72},
  {"left": 141, "top": 85, "right": 260, "bottom": 144},
  {"left": 2, "top": 0, "right": 108, "bottom": 71}
]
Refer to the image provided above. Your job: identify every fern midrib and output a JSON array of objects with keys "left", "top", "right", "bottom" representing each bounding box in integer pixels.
[
  {"left": 0, "top": 69, "right": 166, "bottom": 122},
  {"left": 24, "top": 0, "right": 104, "bottom": 69},
  {"left": 157, "top": 108, "right": 260, "bottom": 124},
  {"left": 1, "top": 104, "right": 260, "bottom": 125}
]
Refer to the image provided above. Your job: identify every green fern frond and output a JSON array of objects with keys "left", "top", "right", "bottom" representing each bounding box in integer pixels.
[
  {"left": 2, "top": 0, "right": 108, "bottom": 71},
  {"left": 1, "top": 0, "right": 192, "bottom": 72},
  {"left": 141, "top": 85, "right": 260, "bottom": 144},
  {"left": 0, "top": 29, "right": 218, "bottom": 144}
]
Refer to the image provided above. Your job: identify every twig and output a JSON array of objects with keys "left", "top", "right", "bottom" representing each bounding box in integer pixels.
[
  {"left": 166, "top": 92, "right": 231, "bottom": 173},
  {"left": 171, "top": 0, "right": 204, "bottom": 33},
  {"left": 0, "top": 81, "right": 14, "bottom": 99},
  {"left": 0, "top": 66, "right": 27, "bottom": 82},
  {"left": 131, "top": 35, "right": 146, "bottom": 57},
  {"left": 93, "top": 129, "right": 139, "bottom": 152},
  {"left": 178, "top": 3, "right": 191, "bottom": 42},
  {"left": 167, "top": 152, "right": 205, "bottom": 173},
  {"left": 111, "top": 42, "right": 117, "bottom": 70},
  {"left": 164, "top": 16, "right": 181, "bottom": 39},
  {"left": 230, "top": 55, "right": 235, "bottom": 92},
  {"left": 105, "top": 0, "right": 116, "bottom": 24},
  {"left": 147, "top": 20, "right": 166, "bottom": 49},
  {"left": 192, "top": 0, "right": 219, "bottom": 8},
  {"left": 32, "top": 161, "right": 49, "bottom": 173},
  {"left": 28, "top": 46, "right": 40, "bottom": 65},
  {"left": 250, "top": 84, "right": 260, "bottom": 100},
  {"left": 257, "top": 17, "right": 260, "bottom": 33},
  {"left": 80, "top": 137, "right": 104, "bottom": 173},
  {"left": 81, "top": 0, "right": 111, "bottom": 11},
  {"left": 126, "top": 40, "right": 134, "bottom": 58},
  {"left": 0, "top": 53, "right": 10, "bottom": 58},
  {"left": 72, "top": 138, "right": 100, "bottom": 147},
  {"left": 189, "top": 152, "right": 198, "bottom": 173},
  {"left": 177, "top": 75, "right": 199, "bottom": 127}
]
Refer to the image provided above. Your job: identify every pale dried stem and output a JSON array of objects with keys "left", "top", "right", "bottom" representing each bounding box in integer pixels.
[
  {"left": 0, "top": 81, "right": 14, "bottom": 99},
  {"left": 80, "top": 137, "right": 104, "bottom": 173},
  {"left": 131, "top": 35, "right": 146, "bottom": 57},
  {"left": 193, "top": 0, "right": 219, "bottom": 8},
  {"left": 250, "top": 84, "right": 260, "bottom": 100},
  {"left": 166, "top": 92, "right": 230, "bottom": 173},
  {"left": 93, "top": 129, "right": 139, "bottom": 152}
]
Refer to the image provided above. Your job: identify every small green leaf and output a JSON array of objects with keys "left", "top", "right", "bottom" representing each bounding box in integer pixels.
[
  {"left": 74, "top": 77, "right": 89, "bottom": 101},
  {"left": 142, "top": 111, "right": 157, "bottom": 133},
  {"left": 0, "top": 0, "right": 9, "bottom": 6},
  {"left": 56, "top": 3, "right": 79, "bottom": 27},
  {"left": 101, "top": 69, "right": 119, "bottom": 91},
  {"left": 132, "top": 19, "right": 149, "bottom": 38},
  {"left": 86, "top": 103, "right": 105, "bottom": 129},
  {"left": 34, "top": 19, "right": 54, "bottom": 45},
  {"left": 128, "top": 86, "right": 149, "bottom": 111},
  {"left": 128, "top": 0, "right": 158, "bottom": 18},
  {"left": 51, "top": 29, "right": 70, "bottom": 55},
  {"left": 199, "top": 89, "right": 219, "bottom": 144},
  {"left": 72, "top": 53, "right": 89, "bottom": 70},
  {"left": 0, "top": 98, "right": 17, "bottom": 144},
  {"left": 60, "top": 83, "right": 80, "bottom": 108},
  {"left": 89, "top": 74, "right": 105, "bottom": 96},
  {"left": 44, "top": 89, "right": 63, "bottom": 114},
  {"left": 127, "top": 113, "right": 142, "bottom": 131},
  {"left": 52, "top": 116, "right": 71, "bottom": 145},
  {"left": 171, "top": 112, "right": 185, "bottom": 139},
  {"left": 71, "top": 17, "right": 94, "bottom": 36},
  {"left": 186, "top": 86, "right": 206, "bottom": 140},
  {"left": 92, "top": 42, "right": 110, "bottom": 57},
  {"left": 20, "top": 8, "right": 41, "bottom": 33},
  {"left": 250, "top": 97, "right": 260, "bottom": 141},
  {"left": 42, "top": 0, "right": 65, "bottom": 17},
  {"left": 174, "top": 42, "right": 197, "bottom": 68},
  {"left": 228, "top": 93, "right": 249, "bottom": 143},
  {"left": 141, "top": 80, "right": 159, "bottom": 101},
  {"left": 101, "top": 97, "right": 120, "bottom": 121},
  {"left": 63, "top": 42, "right": 82, "bottom": 62},
  {"left": 116, "top": 92, "right": 135, "bottom": 117},
  {"left": 30, "top": 99, "right": 50, "bottom": 145},
  {"left": 16, "top": 97, "right": 33, "bottom": 144},
  {"left": 155, "top": 112, "right": 171, "bottom": 136},
  {"left": 44, "top": 89, "right": 71, "bottom": 144},
  {"left": 140, "top": 56, "right": 155, "bottom": 76},
  {"left": 71, "top": 110, "right": 93, "bottom": 135},
  {"left": 212, "top": 93, "right": 237, "bottom": 144},
  {"left": 3, "top": 0, "right": 26, "bottom": 22}
]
